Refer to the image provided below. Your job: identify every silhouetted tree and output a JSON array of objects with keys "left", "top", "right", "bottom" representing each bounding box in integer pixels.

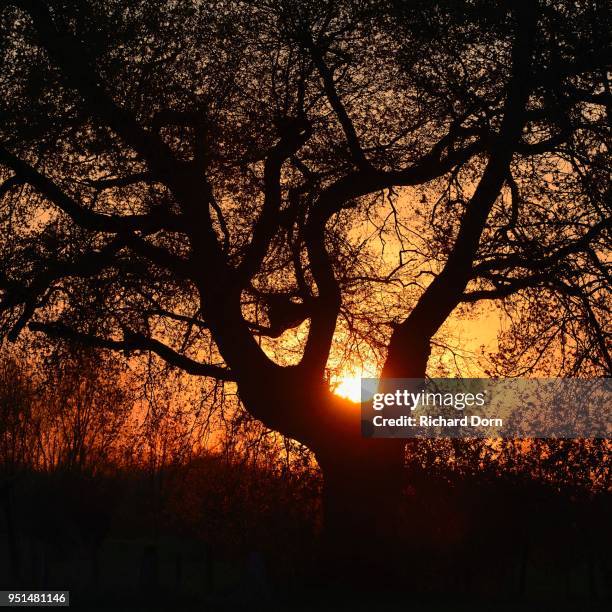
[
  {"left": 35, "top": 347, "right": 133, "bottom": 472},
  {"left": 0, "top": 0, "right": 609, "bottom": 585},
  {"left": 0, "top": 353, "right": 36, "bottom": 473}
]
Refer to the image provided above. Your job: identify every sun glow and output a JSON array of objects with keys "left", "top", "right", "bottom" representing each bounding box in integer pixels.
[
  {"left": 334, "top": 375, "right": 363, "bottom": 403},
  {"left": 332, "top": 364, "right": 378, "bottom": 403}
]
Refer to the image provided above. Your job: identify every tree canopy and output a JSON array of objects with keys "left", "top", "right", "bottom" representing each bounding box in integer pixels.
[{"left": 0, "top": 0, "right": 610, "bottom": 445}]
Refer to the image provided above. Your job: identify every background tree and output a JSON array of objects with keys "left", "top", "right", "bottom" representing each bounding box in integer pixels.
[
  {"left": 35, "top": 347, "right": 133, "bottom": 472},
  {"left": 0, "top": 0, "right": 609, "bottom": 584}
]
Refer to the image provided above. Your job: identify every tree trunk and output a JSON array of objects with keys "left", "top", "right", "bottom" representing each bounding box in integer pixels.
[
  {"left": 239, "top": 347, "right": 430, "bottom": 592},
  {"left": 315, "top": 437, "right": 406, "bottom": 591}
]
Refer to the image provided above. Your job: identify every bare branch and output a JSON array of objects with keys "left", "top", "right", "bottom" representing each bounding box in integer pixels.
[
  {"left": 12, "top": 0, "right": 179, "bottom": 178},
  {"left": 83, "top": 172, "right": 154, "bottom": 190},
  {"left": 307, "top": 40, "right": 369, "bottom": 170},
  {"left": 28, "top": 321, "right": 235, "bottom": 380},
  {"left": 236, "top": 118, "right": 312, "bottom": 283},
  {"left": 0, "top": 145, "right": 182, "bottom": 234},
  {"left": 383, "top": 3, "right": 537, "bottom": 377},
  {"left": 474, "top": 218, "right": 611, "bottom": 275}
]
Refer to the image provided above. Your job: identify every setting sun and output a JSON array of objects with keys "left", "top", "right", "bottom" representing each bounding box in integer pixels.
[
  {"left": 333, "top": 367, "right": 378, "bottom": 403},
  {"left": 334, "top": 375, "right": 363, "bottom": 402}
]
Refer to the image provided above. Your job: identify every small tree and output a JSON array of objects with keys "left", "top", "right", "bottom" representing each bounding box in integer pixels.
[
  {"left": 0, "top": 353, "right": 36, "bottom": 474},
  {"left": 35, "top": 347, "right": 133, "bottom": 473}
]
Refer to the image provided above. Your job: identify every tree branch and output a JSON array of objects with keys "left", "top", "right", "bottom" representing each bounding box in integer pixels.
[
  {"left": 236, "top": 118, "right": 311, "bottom": 283},
  {"left": 13, "top": 0, "right": 179, "bottom": 179},
  {"left": 308, "top": 41, "right": 369, "bottom": 170},
  {"left": 84, "top": 172, "right": 154, "bottom": 190},
  {"left": 298, "top": 131, "right": 484, "bottom": 374},
  {"left": 382, "top": 3, "right": 537, "bottom": 378},
  {"left": 1, "top": 238, "right": 128, "bottom": 340},
  {"left": 461, "top": 273, "right": 552, "bottom": 302},
  {"left": 28, "top": 321, "right": 235, "bottom": 380},
  {"left": 0, "top": 145, "right": 182, "bottom": 234},
  {"left": 474, "top": 218, "right": 611, "bottom": 275}
]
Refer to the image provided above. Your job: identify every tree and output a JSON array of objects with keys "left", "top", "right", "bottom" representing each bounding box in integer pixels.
[
  {"left": 0, "top": 0, "right": 610, "bottom": 586},
  {"left": 34, "top": 346, "right": 133, "bottom": 473},
  {"left": 0, "top": 352, "right": 36, "bottom": 474}
]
